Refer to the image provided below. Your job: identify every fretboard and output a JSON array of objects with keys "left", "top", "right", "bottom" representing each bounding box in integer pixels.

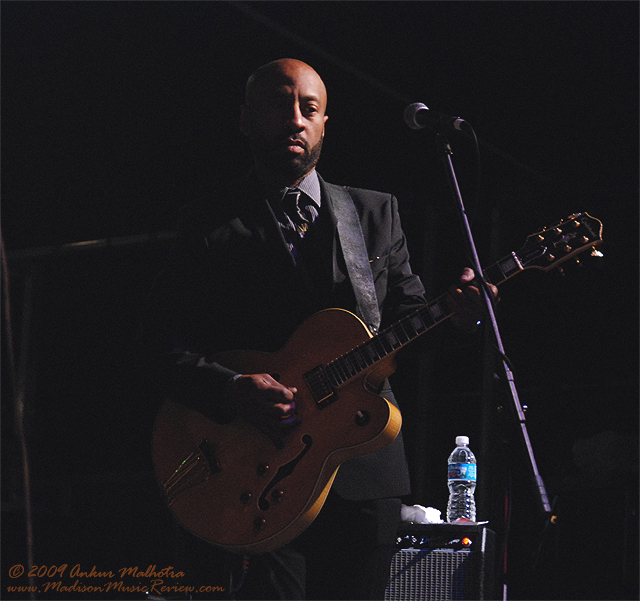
[{"left": 323, "top": 252, "right": 524, "bottom": 388}]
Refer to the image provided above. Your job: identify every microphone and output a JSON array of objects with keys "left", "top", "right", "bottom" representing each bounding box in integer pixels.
[{"left": 404, "top": 102, "right": 465, "bottom": 132}]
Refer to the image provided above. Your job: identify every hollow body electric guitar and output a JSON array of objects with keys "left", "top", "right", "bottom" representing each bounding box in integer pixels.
[{"left": 153, "top": 213, "right": 602, "bottom": 554}]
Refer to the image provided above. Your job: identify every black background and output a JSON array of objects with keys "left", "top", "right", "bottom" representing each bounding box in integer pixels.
[{"left": 2, "top": 2, "right": 638, "bottom": 600}]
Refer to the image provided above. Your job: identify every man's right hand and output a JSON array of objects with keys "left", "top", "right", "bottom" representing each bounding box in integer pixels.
[{"left": 229, "top": 373, "right": 299, "bottom": 432}]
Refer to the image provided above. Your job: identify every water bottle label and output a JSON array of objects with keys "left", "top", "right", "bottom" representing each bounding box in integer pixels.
[{"left": 448, "top": 463, "right": 477, "bottom": 480}]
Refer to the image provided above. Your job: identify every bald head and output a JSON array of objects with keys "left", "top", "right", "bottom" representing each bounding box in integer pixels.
[
  {"left": 240, "top": 59, "right": 329, "bottom": 188},
  {"left": 244, "top": 59, "right": 328, "bottom": 109}
]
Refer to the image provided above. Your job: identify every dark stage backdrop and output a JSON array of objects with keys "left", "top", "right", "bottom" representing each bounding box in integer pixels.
[{"left": 2, "top": 3, "right": 638, "bottom": 600}]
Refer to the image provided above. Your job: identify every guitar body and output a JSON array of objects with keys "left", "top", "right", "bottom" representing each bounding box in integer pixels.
[{"left": 152, "top": 309, "right": 402, "bottom": 554}]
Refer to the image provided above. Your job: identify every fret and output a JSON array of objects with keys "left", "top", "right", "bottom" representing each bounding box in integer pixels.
[
  {"left": 357, "top": 343, "right": 370, "bottom": 366},
  {"left": 327, "top": 361, "right": 344, "bottom": 388},
  {"left": 428, "top": 299, "right": 447, "bottom": 323},
  {"left": 361, "top": 342, "right": 377, "bottom": 365},
  {"left": 337, "top": 357, "right": 349, "bottom": 379},
  {"left": 385, "top": 329, "right": 401, "bottom": 349},
  {"left": 394, "top": 322, "right": 411, "bottom": 345},
  {"left": 326, "top": 362, "right": 342, "bottom": 388},
  {"left": 408, "top": 311, "right": 429, "bottom": 334},
  {"left": 353, "top": 349, "right": 368, "bottom": 371},
  {"left": 345, "top": 352, "right": 357, "bottom": 374},
  {"left": 335, "top": 358, "right": 348, "bottom": 380},
  {"left": 417, "top": 306, "right": 436, "bottom": 328},
  {"left": 379, "top": 334, "right": 394, "bottom": 354},
  {"left": 344, "top": 356, "right": 357, "bottom": 377},
  {"left": 388, "top": 330, "right": 402, "bottom": 349},
  {"left": 399, "top": 315, "right": 419, "bottom": 339},
  {"left": 370, "top": 337, "right": 386, "bottom": 361},
  {"left": 334, "top": 359, "right": 349, "bottom": 384},
  {"left": 370, "top": 339, "right": 384, "bottom": 362},
  {"left": 346, "top": 353, "right": 360, "bottom": 375}
]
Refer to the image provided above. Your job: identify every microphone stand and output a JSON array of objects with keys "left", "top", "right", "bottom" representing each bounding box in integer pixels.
[{"left": 434, "top": 131, "right": 551, "bottom": 595}]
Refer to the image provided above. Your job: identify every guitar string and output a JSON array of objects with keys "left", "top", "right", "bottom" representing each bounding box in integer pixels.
[{"left": 164, "top": 451, "right": 211, "bottom": 502}]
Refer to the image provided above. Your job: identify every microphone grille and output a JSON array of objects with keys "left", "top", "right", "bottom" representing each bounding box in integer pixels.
[{"left": 404, "top": 102, "right": 429, "bottom": 130}]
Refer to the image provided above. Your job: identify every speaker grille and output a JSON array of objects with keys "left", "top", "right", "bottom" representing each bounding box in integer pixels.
[{"left": 385, "top": 548, "right": 475, "bottom": 601}]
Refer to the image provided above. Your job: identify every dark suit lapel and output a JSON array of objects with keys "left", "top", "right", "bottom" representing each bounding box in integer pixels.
[
  {"left": 235, "top": 185, "right": 339, "bottom": 322},
  {"left": 234, "top": 187, "right": 298, "bottom": 271},
  {"left": 259, "top": 196, "right": 299, "bottom": 269},
  {"left": 320, "top": 177, "right": 381, "bottom": 332},
  {"left": 318, "top": 177, "right": 344, "bottom": 287}
]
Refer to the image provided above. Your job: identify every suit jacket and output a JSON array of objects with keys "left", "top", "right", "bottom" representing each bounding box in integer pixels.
[{"left": 145, "top": 172, "right": 427, "bottom": 500}]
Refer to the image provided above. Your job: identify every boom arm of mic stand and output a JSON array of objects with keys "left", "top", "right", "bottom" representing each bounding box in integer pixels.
[{"left": 436, "top": 134, "right": 551, "bottom": 515}]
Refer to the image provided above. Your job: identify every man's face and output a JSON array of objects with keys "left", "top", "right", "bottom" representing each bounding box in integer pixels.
[{"left": 241, "top": 60, "right": 329, "bottom": 186}]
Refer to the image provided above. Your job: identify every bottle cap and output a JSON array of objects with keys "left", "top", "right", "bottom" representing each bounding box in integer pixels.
[{"left": 455, "top": 436, "right": 469, "bottom": 446}]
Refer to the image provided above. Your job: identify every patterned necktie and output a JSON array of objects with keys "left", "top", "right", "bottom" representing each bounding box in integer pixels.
[{"left": 280, "top": 188, "right": 319, "bottom": 255}]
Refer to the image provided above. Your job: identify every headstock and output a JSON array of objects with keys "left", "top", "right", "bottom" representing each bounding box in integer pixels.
[{"left": 515, "top": 213, "right": 603, "bottom": 272}]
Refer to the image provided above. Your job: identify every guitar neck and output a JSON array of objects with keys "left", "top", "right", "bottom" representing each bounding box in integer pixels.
[
  {"left": 314, "top": 211, "right": 603, "bottom": 392},
  {"left": 322, "top": 254, "right": 522, "bottom": 389}
]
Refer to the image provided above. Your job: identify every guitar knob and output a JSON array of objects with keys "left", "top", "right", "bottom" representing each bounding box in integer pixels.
[
  {"left": 240, "top": 492, "right": 253, "bottom": 505},
  {"left": 257, "top": 463, "right": 269, "bottom": 476},
  {"left": 355, "top": 410, "right": 371, "bottom": 426},
  {"left": 272, "top": 490, "right": 284, "bottom": 502},
  {"left": 253, "top": 516, "right": 266, "bottom": 531}
]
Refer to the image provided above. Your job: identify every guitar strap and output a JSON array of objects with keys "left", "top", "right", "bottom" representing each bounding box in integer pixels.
[{"left": 329, "top": 185, "right": 382, "bottom": 334}]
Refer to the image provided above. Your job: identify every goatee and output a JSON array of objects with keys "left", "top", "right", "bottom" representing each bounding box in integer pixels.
[{"left": 253, "top": 137, "right": 323, "bottom": 185}]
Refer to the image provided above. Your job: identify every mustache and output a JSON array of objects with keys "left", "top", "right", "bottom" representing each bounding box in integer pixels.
[{"left": 282, "top": 136, "right": 308, "bottom": 150}]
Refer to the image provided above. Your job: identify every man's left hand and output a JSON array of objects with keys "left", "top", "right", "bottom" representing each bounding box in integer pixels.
[{"left": 446, "top": 267, "right": 499, "bottom": 332}]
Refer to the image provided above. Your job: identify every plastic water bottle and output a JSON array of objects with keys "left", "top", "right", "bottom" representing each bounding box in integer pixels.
[{"left": 446, "top": 436, "right": 477, "bottom": 522}]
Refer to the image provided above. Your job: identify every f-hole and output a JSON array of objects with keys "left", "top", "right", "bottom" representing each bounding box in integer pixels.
[{"left": 258, "top": 435, "right": 313, "bottom": 511}]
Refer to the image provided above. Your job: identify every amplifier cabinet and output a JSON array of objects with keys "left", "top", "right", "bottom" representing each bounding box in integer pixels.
[{"left": 385, "top": 523, "right": 496, "bottom": 601}]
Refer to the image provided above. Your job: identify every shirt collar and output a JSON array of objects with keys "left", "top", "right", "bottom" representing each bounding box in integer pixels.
[{"left": 284, "top": 170, "right": 322, "bottom": 208}]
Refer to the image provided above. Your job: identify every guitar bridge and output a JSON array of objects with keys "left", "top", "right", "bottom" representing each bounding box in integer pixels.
[
  {"left": 162, "top": 440, "right": 221, "bottom": 505},
  {"left": 304, "top": 366, "right": 335, "bottom": 408}
]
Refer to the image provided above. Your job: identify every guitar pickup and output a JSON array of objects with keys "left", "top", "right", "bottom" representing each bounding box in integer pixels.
[{"left": 304, "top": 366, "right": 336, "bottom": 408}]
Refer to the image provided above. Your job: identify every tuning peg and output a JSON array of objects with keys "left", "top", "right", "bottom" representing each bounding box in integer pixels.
[{"left": 591, "top": 248, "right": 604, "bottom": 258}]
